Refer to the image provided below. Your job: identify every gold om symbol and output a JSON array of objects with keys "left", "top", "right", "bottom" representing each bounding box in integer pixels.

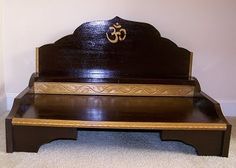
[{"left": 106, "top": 23, "right": 127, "bottom": 43}]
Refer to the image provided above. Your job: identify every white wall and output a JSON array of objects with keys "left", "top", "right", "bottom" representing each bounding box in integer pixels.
[
  {"left": 2, "top": 0, "right": 236, "bottom": 115},
  {"left": 0, "top": 0, "right": 6, "bottom": 115}
]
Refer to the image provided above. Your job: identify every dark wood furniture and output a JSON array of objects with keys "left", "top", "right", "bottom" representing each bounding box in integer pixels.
[{"left": 6, "top": 17, "right": 231, "bottom": 156}]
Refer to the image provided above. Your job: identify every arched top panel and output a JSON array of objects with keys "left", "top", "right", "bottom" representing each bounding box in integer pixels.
[{"left": 38, "top": 17, "right": 191, "bottom": 81}]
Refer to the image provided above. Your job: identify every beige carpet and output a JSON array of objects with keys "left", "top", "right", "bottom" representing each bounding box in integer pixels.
[{"left": 0, "top": 112, "right": 235, "bottom": 168}]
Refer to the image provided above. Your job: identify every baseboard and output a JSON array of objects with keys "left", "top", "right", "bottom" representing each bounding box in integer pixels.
[
  {"left": 6, "top": 93, "right": 16, "bottom": 112},
  {"left": 0, "top": 94, "right": 7, "bottom": 115},
  {"left": 6, "top": 92, "right": 236, "bottom": 116},
  {"left": 218, "top": 100, "right": 236, "bottom": 117}
]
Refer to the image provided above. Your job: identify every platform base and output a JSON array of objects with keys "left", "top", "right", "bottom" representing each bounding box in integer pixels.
[
  {"left": 6, "top": 118, "right": 231, "bottom": 156},
  {"left": 6, "top": 119, "right": 77, "bottom": 153},
  {"left": 161, "top": 126, "right": 231, "bottom": 157}
]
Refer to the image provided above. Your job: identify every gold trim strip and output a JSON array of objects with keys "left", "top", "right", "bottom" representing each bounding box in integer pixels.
[
  {"left": 12, "top": 118, "right": 227, "bottom": 130},
  {"left": 189, "top": 52, "right": 193, "bottom": 78},
  {"left": 35, "top": 47, "right": 39, "bottom": 74},
  {"left": 34, "top": 82, "right": 195, "bottom": 97}
]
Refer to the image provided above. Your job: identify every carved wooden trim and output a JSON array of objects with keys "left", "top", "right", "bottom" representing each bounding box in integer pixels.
[
  {"left": 12, "top": 118, "right": 227, "bottom": 131},
  {"left": 35, "top": 48, "right": 39, "bottom": 73},
  {"left": 33, "top": 82, "right": 195, "bottom": 96}
]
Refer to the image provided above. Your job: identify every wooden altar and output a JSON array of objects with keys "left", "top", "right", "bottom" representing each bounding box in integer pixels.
[{"left": 6, "top": 17, "right": 231, "bottom": 156}]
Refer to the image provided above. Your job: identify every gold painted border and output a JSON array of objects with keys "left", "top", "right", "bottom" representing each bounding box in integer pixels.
[
  {"left": 12, "top": 118, "right": 227, "bottom": 130},
  {"left": 189, "top": 52, "right": 193, "bottom": 78},
  {"left": 35, "top": 47, "right": 39, "bottom": 74},
  {"left": 34, "top": 82, "right": 195, "bottom": 97}
]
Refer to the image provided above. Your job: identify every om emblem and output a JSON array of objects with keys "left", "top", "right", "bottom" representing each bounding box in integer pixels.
[{"left": 106, "top": 23, "right": 127, "bottom": 44}]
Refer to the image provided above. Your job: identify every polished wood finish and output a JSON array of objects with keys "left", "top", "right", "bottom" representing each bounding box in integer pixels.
[
  {"left": 12, "top": 94, "right": 225, "bottom": 124},
  {"left": 6, "top": 17, "right": 231, "bottom": 156},
  {"left": 5, "top": 88, "right": 78, "bottom": 153},
  {"left": 221, "top": 124, "right": 232, "bottom": 156},
  {"left": 38, "top": 17, "right": 191, "bottom": 80},
  {"left": 161, "top": 130, "right": 226, "bottom": 156},
  {"left": 9, "top": 125, "right": 77, "bottom": 153},
  {"left": 5, "top": 118, "right": 13, "bottom": 153},
  {"left": 161, "top": 123, "right": 232, "bottom": 157}
]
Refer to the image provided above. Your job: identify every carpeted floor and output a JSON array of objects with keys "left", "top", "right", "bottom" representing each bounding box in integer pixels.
[{"left": 0, "top": 112, "right": 235, "bottom": 168}]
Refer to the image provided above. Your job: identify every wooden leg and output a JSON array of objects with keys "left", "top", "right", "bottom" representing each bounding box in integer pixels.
[
  {"left": 161, "top": 127, "right": 231, "bottom": 157},
  {"left": 5, "top": 118, "right": 14, "bottom": 153},
  {"left": 221, "top": 125, "right": 232, "bottom": 157},
  {"left": 6, "top": 120, "right": 77, "bottom": 153}
]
